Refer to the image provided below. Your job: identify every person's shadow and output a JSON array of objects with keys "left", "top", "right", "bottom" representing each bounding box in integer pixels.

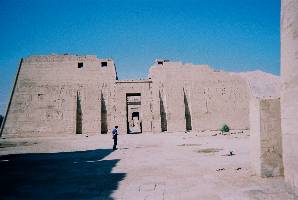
[{"left": 0, "top": 149, "right": 125, "bottom": 200}]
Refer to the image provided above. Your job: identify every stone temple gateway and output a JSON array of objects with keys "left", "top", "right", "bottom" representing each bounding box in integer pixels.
[
  {"left": 1, "top": 0, "right": 298, "bottom": 196},
  {"left": 0, "top": 55, "right": 279, "bottom": 137}
]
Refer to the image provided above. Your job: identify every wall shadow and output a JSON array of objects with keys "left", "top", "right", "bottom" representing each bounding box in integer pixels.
[
  {"left": 0, "top": 149, "right": 125, "bottom": 200},
  {"left": 76, "top": 91, "right": 83, "bottom": 134},
  {"left": 101, "top": 92, "right": 108, "bottom": 134},
  {"left": 183, "top": 89, "right": 192, "bottom": 131},
  {"left": 159, "top": 91, "right": 167, "bottom": 132}
]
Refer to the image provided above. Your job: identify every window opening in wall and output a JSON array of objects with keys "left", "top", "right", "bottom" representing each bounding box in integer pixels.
[
  {"left": 101, "top": 62, "right": 108, "bottom": 67},
  {"left": 78, "top": 62, "right": 83, "bottom": 68},
  {"left": 132, "top": 112, "right": 139, "bottom": 120},
  {"left": 157, "top": 61, "right": 163, "bottom": 65}
]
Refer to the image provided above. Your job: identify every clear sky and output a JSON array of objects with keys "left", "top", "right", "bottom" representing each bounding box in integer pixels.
[{"left": 0, "top": 0, "right": 280, "bottom": 115}]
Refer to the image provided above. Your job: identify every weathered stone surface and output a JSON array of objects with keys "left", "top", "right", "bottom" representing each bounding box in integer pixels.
[
  {"left": 281, "top": 0, "right": 298, "bottom": 194},
  {"left": 112, "top": 80, "right": 155, "bottom": 134},
  {"left": 1, "top": 55, "right": 280, "bottom": 137},
  {"left": 1, "top": 55, "right": 117, "bottom": 136},
  {"left": 250, "top": 98, "right": 283, "bottom": 177},
  {"left": 150, "top": 61, "right": 251, "bottom": 131}
]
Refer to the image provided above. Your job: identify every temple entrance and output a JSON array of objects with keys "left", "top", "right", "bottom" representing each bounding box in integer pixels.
[{"left": 126, "top": 93, "right": 142, "bottom": 134}]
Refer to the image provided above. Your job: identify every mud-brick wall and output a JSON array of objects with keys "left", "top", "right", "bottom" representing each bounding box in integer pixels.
[
  {"left": 250, "top": 98, "right": 283, "bottom": 177},
  {"left": 281, "top": 0, "right": 298, "bottom": 194}
]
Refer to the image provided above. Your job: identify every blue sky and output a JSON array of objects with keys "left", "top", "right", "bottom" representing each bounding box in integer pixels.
[{"left": 0, "top": 0, "right": 280, "bottom": 115}]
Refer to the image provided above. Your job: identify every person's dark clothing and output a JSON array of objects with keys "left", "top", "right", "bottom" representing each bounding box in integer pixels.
[
  {"left": 112, "top": 128, "right": 118, "bottom": 150},
  {"left": 113, "top": 135, "right": 117, "bottom": 150}
]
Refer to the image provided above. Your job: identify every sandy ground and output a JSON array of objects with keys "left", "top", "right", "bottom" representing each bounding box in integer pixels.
[{"left": 0, "top": 131, "right": 296, "bottom": 200}]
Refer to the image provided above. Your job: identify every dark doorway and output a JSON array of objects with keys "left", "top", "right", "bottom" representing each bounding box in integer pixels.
[
  {"left": 126, "top": 93, "right": 142, "bottom": 134},
  {"left": 132, "top": 112, "right": 139, "bottom": 120}
]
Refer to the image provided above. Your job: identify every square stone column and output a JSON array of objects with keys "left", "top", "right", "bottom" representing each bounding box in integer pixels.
[
  {"left": 250, "top": 98, "right": 283, "bottom": 177},
  {"left": 281, "top": 0, "right": 298, "bottom": 194}
]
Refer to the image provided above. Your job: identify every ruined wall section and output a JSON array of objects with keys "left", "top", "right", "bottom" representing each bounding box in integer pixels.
[
  {"left": 1, "top": 55, "right": 117, "bottom": 136},
  {"left": 149, "top": 61, "right": 250, "bottom": 132}
]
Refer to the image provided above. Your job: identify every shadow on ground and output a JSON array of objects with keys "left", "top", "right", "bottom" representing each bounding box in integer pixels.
[{"left": 0, "top": 149, "right": 125, "bottom": 200}]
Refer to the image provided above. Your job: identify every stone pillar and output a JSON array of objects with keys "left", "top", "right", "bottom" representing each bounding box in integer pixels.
[
  {"left": 165, "top": 83, "right": 185, "bottom": 132},
  {"left": 81, "top": 86, "right": 101, "bottom": 134},
  {"left": 281, "top": 0, "right": 298, "bottom": 194},
  {"left": 250, "top": 98, "right": 283, "bottom": 177}
]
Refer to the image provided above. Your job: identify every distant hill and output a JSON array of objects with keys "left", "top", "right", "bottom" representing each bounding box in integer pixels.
[{"left": 233, "top": 70, "right": 280, "bottom": 98}]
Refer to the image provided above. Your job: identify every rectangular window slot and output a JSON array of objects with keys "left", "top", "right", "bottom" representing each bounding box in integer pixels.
[
  {"left": 78, "top": 62, "right": 83, "bottom": 68},
  {"left": 101, "top": 62, "right": 108, "bottom": 67}
]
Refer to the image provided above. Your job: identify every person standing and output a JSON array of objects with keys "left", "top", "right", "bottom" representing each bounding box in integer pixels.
[{"left": 112, "top": 126, "right": 118, "bottom": 150}]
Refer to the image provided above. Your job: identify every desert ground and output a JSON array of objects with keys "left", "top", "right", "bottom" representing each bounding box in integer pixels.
[{"left": 0, "top": 131, "right": 295, "bottom": 200}]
